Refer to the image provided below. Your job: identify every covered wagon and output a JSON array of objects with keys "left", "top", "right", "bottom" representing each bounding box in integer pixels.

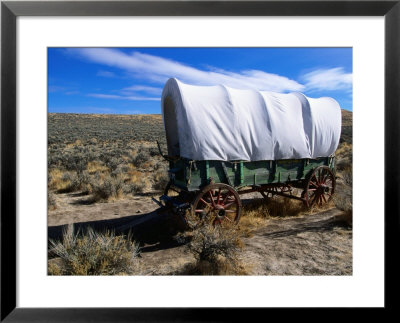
[{"left": 156, "top": 78, "right": 341, "bottom": 227}]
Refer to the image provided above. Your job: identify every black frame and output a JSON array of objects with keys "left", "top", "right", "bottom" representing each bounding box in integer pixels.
[{"left": 1, "top": 0, "right": 398, "bottom": 321}]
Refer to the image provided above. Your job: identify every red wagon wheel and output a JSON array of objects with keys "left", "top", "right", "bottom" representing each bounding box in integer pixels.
[
  {"left": 303, "top": 166, "right": 335, "bottom": 208},
  {"left": 189, "top": 183, "right": 241, "bottom": 228}
]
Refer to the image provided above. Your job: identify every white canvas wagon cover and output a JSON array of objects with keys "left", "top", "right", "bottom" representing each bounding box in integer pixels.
[{"left": 161, "top": 78, "right": 341, "bottom": 161}]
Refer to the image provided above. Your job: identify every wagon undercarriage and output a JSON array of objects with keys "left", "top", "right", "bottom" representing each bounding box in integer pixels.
[{"left": 156, "top": 163, "right": 336, "bottom": 228}]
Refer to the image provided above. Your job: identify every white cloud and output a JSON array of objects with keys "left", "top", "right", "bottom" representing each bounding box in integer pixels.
[
  {"left": 88, "top": 93, "right": 160, "bottom": 101},
  {"left": 302, "top": 67, "right": 352, "bottom": 91},
  {"left": 66, "top": 48, "right": 352, "bottom": 95},
  {"left": 121, "top": 85, "right": 163, "bottom": 96},
  {"left": 67, "top": 48, "right": 305, "bottom": 92}
]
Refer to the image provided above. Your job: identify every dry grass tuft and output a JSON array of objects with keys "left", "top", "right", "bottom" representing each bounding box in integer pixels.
[
  {"left": 243, "top": 197, "right": 305, "bottom": 219},
  {"left": 335, "top": 142, "right": 352, "bottom": 158},
  {"left": 87, "top": 161, "right": 109, "bottom": 175},
  {"left": 48, "top": 225, "right": 140, "bottom": 275},
  {"left": 49, "top": 169, "right": 89, "bottom": 193},
  {"left": 238, "top": 195, "right": 335, "bottom": 235},
  {"left": 180, "top": 224, "right": 247, "bottom": 275},
  {"left": 152, "top": 166, "right": 169, "bottom": 192}
]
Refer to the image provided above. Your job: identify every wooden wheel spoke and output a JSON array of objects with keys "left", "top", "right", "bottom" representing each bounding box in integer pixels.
[
  {"left": 322, "top": 174, "right": 331, "bottom": 184},
  {"left": 199, "top": 198, "right": 212, "bottom": 208},
  {"left": 224, "top": 209, "right": 236, "bottom": 213},
  {"left": 223, "top": 201, "right": 236, "bottom": 208},
  {"left": 310, "top": 194, "right": 317, "bottom": 206},
  {"left": 315, "top": 194, "right": 320, "bottom": 206},
  {"left": 216, "top": 188, "right": 222, "bottom": 204},
  {"left": 208, "top": 191, "right": 216, "bottom": 208},
  {"left": 222, "top": 192, "right": 232, "bottom": 204}
]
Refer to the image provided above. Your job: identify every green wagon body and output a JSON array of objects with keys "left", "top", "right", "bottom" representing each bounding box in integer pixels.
[
  {"left": 158, "top": 155, "right": 337, "bottom": 227},
  {"left": 168, "top": 157, "right": 335, "bottom": 192}
]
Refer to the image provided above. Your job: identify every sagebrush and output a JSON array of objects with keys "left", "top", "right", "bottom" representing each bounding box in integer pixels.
[
  {"left": 180, "top": 224, "right": 246, "bottom": 275},
  {"left": 48, "top": 225, "right": 140, "bottom": 275}
]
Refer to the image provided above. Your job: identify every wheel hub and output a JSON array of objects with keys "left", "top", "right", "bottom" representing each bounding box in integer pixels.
[
  {"left": 319, "top": 184, "right": 330, "bottom": 194},
  {"left": 217, "top": 209, "right": 226, "bottom": 218}
]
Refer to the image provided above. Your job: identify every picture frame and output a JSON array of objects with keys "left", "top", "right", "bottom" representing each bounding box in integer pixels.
[{"left": 1, "top": 0, "right": 398, "bottom": 320}]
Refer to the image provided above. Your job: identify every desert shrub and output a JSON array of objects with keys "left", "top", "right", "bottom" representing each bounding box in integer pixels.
[
  {"left": 152, "top": 166, "right": 169, "bottom": 192},
  {"left": 48, "top": 261, "right": 62, "bottom": 275},
  {"left": 87, "top": 161, "right": 108, "bottom": 175},
  {"left": 111, "top": 164, "right": 129, "bottom": 177},
  {"left": 184, "top": 224, "right": 244, "bottom": 275},
  {"left": 64, "top": 152, "right": 88, "bottom": 173},
  {"left": 334, "top": 142, "right": 352, "bottom": 217},
  {"left": 334, "top": 167, "right": 352, "bottom": 222},
  {"left": 48, "top": 225, "right": 140, "bottom": 275},
  {"left": 122, "top": 181, "right": 145, "bottom": 195},
  {"left": 341, "top": 166, "right": 352, "bottom": 186},
  {"left": 90, "top": 175, "right": 123, "bottom": 201},
  {"left": 106, "top": 157, "right": 121, "bottom": 172},
  {"left": 334, "top": 193, "right": 352, "bottom": 213},
  {"left": 153, "top": 159, "right": 167, "bottom": 171},
  {"left": 49, "top": 170, "right": 82, "bottom": 193},
  {"left": 149, "top": 147, "right": 159, "bottom": 157},
  {"left": 335, "top": 143, "right": 353, "bottom": 172},
  {"left": 60, "top": 171, "right": 90, "bottom": 193},
  {"left": 133, "top": 148, "right": 151, "bottom": 167}
]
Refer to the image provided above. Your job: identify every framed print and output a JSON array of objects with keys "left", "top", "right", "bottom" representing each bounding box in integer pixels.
[{"left": 1, "top": 0, "right": 399, "bottom": 321}]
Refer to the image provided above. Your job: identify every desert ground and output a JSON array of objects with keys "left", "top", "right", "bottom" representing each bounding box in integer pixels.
[{"left": 48, "top": 111, "right": 352, "bottom": 275}]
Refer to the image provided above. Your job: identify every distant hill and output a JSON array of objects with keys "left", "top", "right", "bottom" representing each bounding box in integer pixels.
[{"left": 340, "top": 109, "right": 352, "bottom": 144}]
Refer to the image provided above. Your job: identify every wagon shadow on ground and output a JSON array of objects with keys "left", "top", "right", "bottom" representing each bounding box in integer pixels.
[
  {"left": 67, "top": 191, "right": 161, "bottom": 206},
  {"left": 48, "top": 207, "right": 188, "bottom": 253}
]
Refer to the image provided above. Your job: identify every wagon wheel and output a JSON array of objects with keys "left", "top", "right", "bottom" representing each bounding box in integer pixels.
[
  {"left": 302, "top": 166, "right": 335, "bottom": 208},
  {"left": 189, "top": 183, "right": 241, "bottom": 228}
]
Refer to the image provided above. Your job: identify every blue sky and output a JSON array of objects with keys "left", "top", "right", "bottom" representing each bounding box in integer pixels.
[{"left": 48, "top": 47, "right": 352, "bottom": 114}]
